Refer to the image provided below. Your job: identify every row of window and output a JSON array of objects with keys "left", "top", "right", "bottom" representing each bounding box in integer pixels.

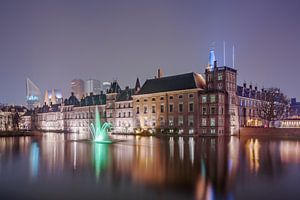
[
  {"left": 117, "top": 112, "right": 131, "bottom": 118},
  {"left": 136, "top": 94, "right": 195, "bottom": 103},
  {"left": 240, "top": 98, "right": 260, "bottom": 107},
  {"left": 116, "top": 103, "right": 132, "bottom": 109},
  {"left": 136, "top": 103, "right": 194, "bottom": 114},
  {"left": 135, "top": 116, "right": 221, "bottom": 127}
]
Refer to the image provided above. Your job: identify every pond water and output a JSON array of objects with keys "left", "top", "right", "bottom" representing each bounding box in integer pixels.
[{"left": 0, "top": 133, "right": 300, "bottom": 200}]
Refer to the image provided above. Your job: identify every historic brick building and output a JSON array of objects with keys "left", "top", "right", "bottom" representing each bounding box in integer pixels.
[{"left": 22, "top": 49, "right": 282, "bottom": 135}]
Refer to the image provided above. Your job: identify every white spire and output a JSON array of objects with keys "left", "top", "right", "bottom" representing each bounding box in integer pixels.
[{"left": 232, "top": 45, "right": 235, "bottom": 68}]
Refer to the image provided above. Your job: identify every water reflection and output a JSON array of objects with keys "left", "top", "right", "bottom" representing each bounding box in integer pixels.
[
  {"left": 246, "top": 138, "right": 260, "bottom": 174},
  {"left": 93, "top": 143, "right": 110, "bottom": 179},
  {"left": 30, "top": 142, "right": 39, "bottom": 179},
  {"left": 0, "top": 133, "right": 299, "bottom": 200}
]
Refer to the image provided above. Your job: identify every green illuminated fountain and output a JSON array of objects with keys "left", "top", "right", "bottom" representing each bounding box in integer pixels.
[{"left": 89, "top": 107, "right": 112, "bottom": 144}]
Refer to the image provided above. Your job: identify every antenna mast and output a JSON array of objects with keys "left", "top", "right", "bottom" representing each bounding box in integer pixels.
[
  {"left": 232, "top": 45, "right": 235, "bottom": 68},
  {"left": 223, "top": 40, "right": 226, "bottom": 66}
]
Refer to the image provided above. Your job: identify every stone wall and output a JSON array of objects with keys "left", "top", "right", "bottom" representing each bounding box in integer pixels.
[{"left": 239, "top": 127, "right": 300, "bottom": 138}]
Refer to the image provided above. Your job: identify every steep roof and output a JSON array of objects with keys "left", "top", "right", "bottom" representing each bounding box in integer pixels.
[
  {"left": 137, "top": 72, "right": 205, "bottom": 95},
  {"left": 80, "top": 94, "right": 106, "bottom": 106},
  {"left": 116, "top": 88, "right": 135, "bottom": 102}
]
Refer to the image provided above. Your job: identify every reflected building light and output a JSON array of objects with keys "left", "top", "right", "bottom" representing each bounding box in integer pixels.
[
  {"left": 246, "top": 138, "right": 260, "bottom": 174},
  {"left": 228, "top": 137, "right": 239, "bottom": 175},
  {"left": 280, "top": 141, "right": 300, "bottom": 164},
  {"left": 73, "top": 142, "right": 77, "bottom": 170},
  {"left": 179, "top": 137, "right": 184, "bottom": 161},
  {"left": 195, "top": 175, "right": 214, "bottom": 200},
  {"left": 189, "top": 137, "right": 195, "bottom": 164},
  {"left": 30, "top": 142, "right": 39, "bottom": 179},
  {"left": 150, "top": 136, "right": 154, "bottom": 159},
  {"left": 169, "top": 137, "right": 174, "bottom": 159}
]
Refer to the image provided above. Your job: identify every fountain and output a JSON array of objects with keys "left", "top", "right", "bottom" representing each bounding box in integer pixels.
[{"left": 89, "top": 106, "right": 112, "bottom": 144}]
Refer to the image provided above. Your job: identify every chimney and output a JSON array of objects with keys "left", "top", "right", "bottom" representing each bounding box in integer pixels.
[
  {"left": 157, "top": 68, "right": 163, "bottom": 78},
  {"left": 214, "top": 60, "right": 217, "bottom": 68}
]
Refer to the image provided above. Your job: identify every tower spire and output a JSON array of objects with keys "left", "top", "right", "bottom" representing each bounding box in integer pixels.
[{"left": 135, "top": 77, "right": 141, "bottom": 93}]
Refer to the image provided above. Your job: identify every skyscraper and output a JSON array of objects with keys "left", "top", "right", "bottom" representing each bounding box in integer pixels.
[
  {"left": 71, "top": 79, "right": 85, "bottom": 100},
  {"left": 102, "top": 81, "right": 111, "bottom": 94},
  {"left": 85, "top": 79, "right": 101, "bottom": 95},
  {"left": 26, "top": 78, "right": 41, "bottom": 109}
]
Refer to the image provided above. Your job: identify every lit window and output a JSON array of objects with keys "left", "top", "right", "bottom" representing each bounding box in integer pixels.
[
  {"left": 210, "top": 95, "right": 216, "bottom": 103},
  {"left": 202, "top": 118, "right": 206, "bottom": 126},
  {"left": 169, "top": 116, "right": 174, "bottom": 126},
  {"left": 218, "top": 73, "right": 223, "bottom": 81},
  {"left": 210, "top": 118, "right": 215, "bottom": 126},
  {"left": 178, "top": 116, "right": 183, "bottom": 126},
  {"left": 202, "top": 95, "right": 207, "bottom": 103}
]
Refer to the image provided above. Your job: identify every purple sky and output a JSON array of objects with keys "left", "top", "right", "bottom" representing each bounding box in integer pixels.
[{"left": 0, "top": 0, "right": 300, "bottom": 105}]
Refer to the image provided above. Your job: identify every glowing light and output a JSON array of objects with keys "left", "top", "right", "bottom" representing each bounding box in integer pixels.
[
  {"left": 209, "top": 49, "right": 216, "bottom": 70},
  {"left": 89, "top": 107, "right": 112, "bottom": 143},
  {"left": 246, "top": 138, "right": 260, "bottom": 174},
  {"left": 30, "top": 142, "right": 39, "bottom": 179},
  {"left": 93, "top": 143, "right": 109, "bottom": 179}
]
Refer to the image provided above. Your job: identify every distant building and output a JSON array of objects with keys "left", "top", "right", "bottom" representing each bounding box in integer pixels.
[
  {"left": 290, "top": 98, "right": 300, "bottom": 117},
  {"left": 102, "top": 82, "right": 111, "bottom": 94},
  {"left": 26, "top": 78, "right": 41, "bottom": 109},
  {"left": 44, "top": 89, "right": 63, "bottom": 106},
  {"left": 71, "top": 79, "right": 85, "bottom": 100},
  {"left": 85, "top": 79, "right": 101, "bottom": 96}
]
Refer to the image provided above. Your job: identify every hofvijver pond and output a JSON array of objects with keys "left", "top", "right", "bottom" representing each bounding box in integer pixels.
[{"left": 0, "top": 133, "right": 300, "bottom": 200}]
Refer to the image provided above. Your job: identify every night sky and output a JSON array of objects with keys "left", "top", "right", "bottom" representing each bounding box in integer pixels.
[{"left": 0, "top": 0, "right": 300, "bottom": 105}]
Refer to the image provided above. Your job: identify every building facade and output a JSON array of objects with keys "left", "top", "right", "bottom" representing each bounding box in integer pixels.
[{"left": 23, "top": 50, "right": 284, "bottom": 135}]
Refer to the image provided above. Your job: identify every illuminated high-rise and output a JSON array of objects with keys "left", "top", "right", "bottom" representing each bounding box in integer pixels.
[
  {"left": 85, "top": 79, "right": 101, "bottom": 95},
  {"left": 71, "top": 79, "right": 85, "bottom": 100},
  {"left": 26, "top": 78, "right": 41, "bottom": 109}
]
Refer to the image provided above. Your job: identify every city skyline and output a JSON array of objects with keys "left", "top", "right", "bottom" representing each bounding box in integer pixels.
[{"left": 1, "top": 0, "right": 300, "bottom": 105}]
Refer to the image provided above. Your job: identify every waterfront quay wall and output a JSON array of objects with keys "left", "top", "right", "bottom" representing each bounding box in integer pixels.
[{"left": 240, "top": 127, "right": 300, "bottom": 138}]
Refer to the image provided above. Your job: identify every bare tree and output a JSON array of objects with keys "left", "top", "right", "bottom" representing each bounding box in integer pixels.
[
  {"left": 258, "top": 88, "right": 289, "bottom": 127},
  {"left": 12, "top": 112, "right": 20, "bottom": 131}
]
